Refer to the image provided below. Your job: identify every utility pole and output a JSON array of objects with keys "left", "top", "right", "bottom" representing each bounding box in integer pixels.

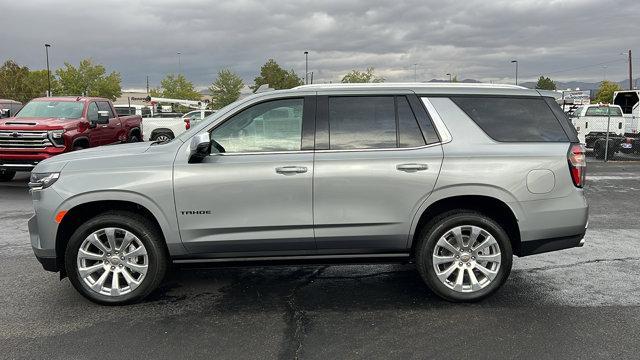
[
  {"left": 413, "top": 63, "right": 418, "bottom": 82},
  {"left": 177, "top": 52, "right": 181, "bottom": 74},
  {"left": 44, "top": 44, "right": 52, "bottom": 96},
  {"left": 304, "top": 51, "right": 309, "bottom": 85},
  {"left": 146, "top": 76, "right": 149, "bottom": 93},
  {"left": 628, "top": 49, "right": 633, "bottom": 90},
  {"left": 511, "top": 60, "right": 518, "bottom": 85},
  {"left": 446, "top": 73, "right": 452, "bottom": 82}
]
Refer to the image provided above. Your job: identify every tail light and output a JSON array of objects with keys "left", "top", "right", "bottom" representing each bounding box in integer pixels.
[
  {"left": 568, "top": 143, "right": 586, "bottom": 188},
  {"left": 184, "top": 118, "right": 191, "bottom": 130}
]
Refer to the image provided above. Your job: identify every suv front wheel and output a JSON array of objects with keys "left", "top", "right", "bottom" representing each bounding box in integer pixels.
[
  {"left": 65, "top": 212, "right": 168, "bottom": 305},
  {"left": 415, "top": 210, "right": 512, "bottom": 302}
]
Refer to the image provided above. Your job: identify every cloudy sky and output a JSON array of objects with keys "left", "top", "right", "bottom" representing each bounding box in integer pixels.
[{"left": 2, "top": 0, "right": 638, "bottom": 89}]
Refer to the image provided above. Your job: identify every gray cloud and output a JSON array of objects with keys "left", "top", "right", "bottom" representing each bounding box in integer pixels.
[{"left": 1, "top": 0, "right": 638, "bottom": 88}]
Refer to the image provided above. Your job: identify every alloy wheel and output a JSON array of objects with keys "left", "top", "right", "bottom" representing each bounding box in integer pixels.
[
  {"left": 76, "top": 227, "right": 149, "bottom": 296},
  {"left": 432, "top": 225, "right": 502, "bottom": 293}
]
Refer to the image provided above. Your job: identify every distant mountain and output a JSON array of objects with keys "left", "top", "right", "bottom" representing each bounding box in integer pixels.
[
  {"left": 519, "top": 79, "right": 639, "bottom": 94},
  {"left": 427, "top": 78, "right": 481, "bottom": 83}
]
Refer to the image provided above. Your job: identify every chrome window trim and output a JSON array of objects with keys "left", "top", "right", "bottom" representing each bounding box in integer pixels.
[
  {"left": 421, "top": 97, "right": 452, "bottom": 144},
  {"left": 314, "top": 141, "right": 441, "bottom": 154},
  {"left": 215, "top": 150, "right": 313, "bottom": 156}
]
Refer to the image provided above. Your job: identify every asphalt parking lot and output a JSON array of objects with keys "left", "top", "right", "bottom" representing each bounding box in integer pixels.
[{"left": 1, "top": 161, "right": 640, "bottom": 360}]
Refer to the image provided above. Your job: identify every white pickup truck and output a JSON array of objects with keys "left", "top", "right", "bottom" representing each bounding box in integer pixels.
[{"left": 142, "top": 110, "right": 214, "bottom": 141}]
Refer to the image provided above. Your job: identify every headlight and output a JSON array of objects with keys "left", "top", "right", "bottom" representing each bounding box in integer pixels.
[
  {"left": 29, "top": 172, "right": 60, "bottom": 190},
  {"left": 48, "top": 130, "right": 66, "bottom": 147}
]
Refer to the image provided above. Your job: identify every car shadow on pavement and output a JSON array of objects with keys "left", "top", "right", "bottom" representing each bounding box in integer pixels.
[{"left": 144, "top": 264, "right": 554, "bottom": 311}]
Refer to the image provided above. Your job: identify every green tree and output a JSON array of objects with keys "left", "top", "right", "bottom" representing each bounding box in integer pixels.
[
  {"left": 56, "top": 59, "right": 122, "bottom": 100},
  {"left": 209, "top": 69, "right": 244, "bottom": 109},
  {"left": 593, "top": 80, "right": 622, "bottom": 104},
  {"left": 341, "top": 67, "right": 384, "bottom": 83},
  {"left": 25, "top": 70, "right": 60, "bottom": 98},
  {"left": 154, "top": 74, "right": 201, "bottom": 100},
  {"left": 251, "top": 59, "right": 303, "bottom": 92},
  {"left": 535, "top": 76, "right": 556, "bottom": 90}
]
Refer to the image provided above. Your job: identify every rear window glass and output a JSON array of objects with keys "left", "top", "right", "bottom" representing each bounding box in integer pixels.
[
  {"left": 451, "top": 97, "right": 569, "bottom": 142},
  {"left": 585, "top": 106, "right": 623, "bottom": 117}
]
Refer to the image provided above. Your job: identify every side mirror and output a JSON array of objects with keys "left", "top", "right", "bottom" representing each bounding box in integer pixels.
[
  {"left": 96, "top": 111, "right": 110, "bottom": 124},
  {"left": 189, "top": 132, "right": 212, "bottom": 163},
  {"left": 1, "top": 108, "right": 10, "bottom": 118}
]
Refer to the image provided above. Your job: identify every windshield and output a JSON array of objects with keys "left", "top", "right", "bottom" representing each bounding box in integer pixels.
[{"left": 16, "top": 101, "right": 84, "bottom": 119}]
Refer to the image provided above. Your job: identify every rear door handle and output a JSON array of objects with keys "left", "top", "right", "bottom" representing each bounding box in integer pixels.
[
  {"left": 396, "top": 163, "right": 429, "bottom": 172},
  {"left": 275, "top": 166, "right": 308, "bottom": 174}
]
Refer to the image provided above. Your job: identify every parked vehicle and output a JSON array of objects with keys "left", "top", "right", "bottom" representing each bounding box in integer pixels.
[
  {"left": 613, "top": 90, "right": 640, "bottom": 135},
  {"left": 570, "top": 104, "right": 638, "bottom": 157},
  {"left": 142, "top": 111, "right": 214, "bottom": 142},
  {"left": 0, "top": 99, "right": 23, "bottom": 118},
  {"left": 0, "top": 97, "right": 142, "bottom": 181},
  {"left": 28, "top": 83, "right": 587, "bottom": 304}
]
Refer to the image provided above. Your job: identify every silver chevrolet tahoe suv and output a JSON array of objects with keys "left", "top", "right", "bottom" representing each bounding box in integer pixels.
[{"left": 28, "top": 83, "right": 588, "bottom": 304}]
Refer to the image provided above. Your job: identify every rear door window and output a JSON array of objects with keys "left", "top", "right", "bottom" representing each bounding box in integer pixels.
[
  {"left": 397, "top": 96, "right": 426, "bottom": 147},
  {"left": 451, "top": 96, "right": 569, "bottom": 142},
  {"left": 328, "top": 96, "right": 396, "bottom": 150}
]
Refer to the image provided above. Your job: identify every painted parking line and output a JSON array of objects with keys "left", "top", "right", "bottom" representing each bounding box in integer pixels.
[{"left": 587, "top": 175, "right": 640, "bottom": 181}]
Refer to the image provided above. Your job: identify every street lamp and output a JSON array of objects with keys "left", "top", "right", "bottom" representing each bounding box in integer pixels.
[
  {"left": 304, "top": 51, "right": 309, "bottom": 85},
  {"left": 446, "top": 73, "right": 452, "bottom": 82},
  {"left": 511, "top": 60, "right": 518, "bottom": 85},
  {"left": 44, "top": 44, "right": 51, "bottom": 96},
  {"left": 177, "top": 52, "right": 181, "bottom": 74}
]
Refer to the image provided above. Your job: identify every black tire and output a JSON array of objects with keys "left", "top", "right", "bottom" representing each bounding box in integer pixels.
[
  {"left": 65, "top": 211, "right": 168, "bottom": 305},
  {"left": 73, "top": 146, "right": 84, "bottom": 151},
  {"left": 128, "top": 131, "right": 141, "bottom": 143},
  {"left": 415, "top": 210, "right": 513, "bottom": 302},
  {"left": 593, "top": 141, "right": 605, "bottom": 159},
  {"left": 0, "top": 169, "right": 16, "bottom": 182},
  {"left": 150, "top": 131, "right": 174, "bottom": 142}
]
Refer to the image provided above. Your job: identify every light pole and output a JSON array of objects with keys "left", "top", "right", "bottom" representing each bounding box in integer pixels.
[
  {"left": 44, "top": 44, "right": 51, "bottom": 96},
  {"left": 304, "top": 51, "right": 309, "bottom": 85},
  {"left": 177, "top": 52, "right": 181, "bottom": 74},
  {"left": 511, "top": 60, "right": 518, "bottom": 85},
  {"left": 602, "top": 65, "right": 607, "bottom": 81},
  {"left": 446, "top": 73, "right": 452, "bottom": 82},
  {"left": 413, "top": 63, "right": 418, "bottom": 82}
]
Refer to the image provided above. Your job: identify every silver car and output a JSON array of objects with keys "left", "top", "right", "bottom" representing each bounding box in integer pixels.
[{"left": 28, "top": 83, "right": 588, "bottom": 304}]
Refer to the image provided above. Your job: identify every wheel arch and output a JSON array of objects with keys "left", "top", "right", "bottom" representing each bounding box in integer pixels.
[
  {"left": 55, "top": 195, "right": 183, "bottom": 276},
  {"left": 72, "top": 136, "right": 90, "bottom": 149},
  {"left": 409, "top": 189, "right": 522, "bottom": 256}
]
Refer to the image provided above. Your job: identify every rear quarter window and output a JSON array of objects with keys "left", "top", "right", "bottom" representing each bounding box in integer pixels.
[{"left": 451, "top": 96, "right": 569, "bottom": 142}]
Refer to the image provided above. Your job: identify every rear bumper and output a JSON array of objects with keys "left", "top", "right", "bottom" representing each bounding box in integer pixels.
[{"left": 518, "top": 230, "right": 586, "bottom": 256}]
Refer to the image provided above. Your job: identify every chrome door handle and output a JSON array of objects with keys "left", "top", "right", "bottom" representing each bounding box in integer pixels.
[
  {"left": 396, "top": 163, "right": 429, "bottom": 172},
  {"left": 275, "top": 166, "right": 308, "bottom": 174}
]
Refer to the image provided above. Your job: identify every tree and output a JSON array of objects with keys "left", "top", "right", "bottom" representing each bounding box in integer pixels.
[
  {"left": 25, "top": 70, "right": 60, "bottom": 98},
  {"left": 209, "top": 69, "right": 244, "bottom": 109},
  {"left": 154, "top": 74, "right": 201, "bottom": 100},
  {"left": 56, "top": 59, "right": 122, "bottom": 100},
  {"left": 251, "top": 59, "right": 303, "bottom": 92},
  {"left": 593, "top": 80, "right": 622, "bottom": 104},
  {"left": 535, "top": 76, "right": 556, "bottom": 90},
  {"left": 0, "top": 60, "right": 57, "bottom": 103},
  {"left": 341, "top": 67, "right": 384, "bottom": 83}
]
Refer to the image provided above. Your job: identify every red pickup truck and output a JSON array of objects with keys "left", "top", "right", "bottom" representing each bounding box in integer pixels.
[{"left": 0, "top": 97, "right": 142, "bottom": 181}]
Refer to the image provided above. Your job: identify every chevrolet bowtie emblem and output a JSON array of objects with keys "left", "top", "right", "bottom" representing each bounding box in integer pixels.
[{"left": 10, "top": 132, "right": 20, "bottom": 138}]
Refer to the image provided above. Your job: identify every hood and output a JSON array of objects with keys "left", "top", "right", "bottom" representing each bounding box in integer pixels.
[
  {"left": 33, "top": 141, "right": 153, "bottom": 173},
  {"left": 0, "top": 117, "right": 78, "bottom": 130}
]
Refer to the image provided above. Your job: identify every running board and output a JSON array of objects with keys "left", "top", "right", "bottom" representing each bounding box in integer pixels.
[{"left": 172, "top": 253, "right": 411, "bottom": 267}]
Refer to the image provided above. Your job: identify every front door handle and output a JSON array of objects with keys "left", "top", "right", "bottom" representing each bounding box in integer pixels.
[
  {"left": 275, "top": 166, "right": 308, "bottom": 174},
  {"left": 396, "top": 163, "right": 429, "bottom": 172}
]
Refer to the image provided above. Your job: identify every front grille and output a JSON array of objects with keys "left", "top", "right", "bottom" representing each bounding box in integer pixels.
[{"left": 0, "top": 130, "right": 53, "bottom": 149}]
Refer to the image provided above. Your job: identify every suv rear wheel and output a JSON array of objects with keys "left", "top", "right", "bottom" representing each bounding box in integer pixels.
[
  {"left": 415, "top": 210, "right": 512, "bottom": 302},
  {"left": 64, "top": 212, "right": 168, "bottom": 305}
]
